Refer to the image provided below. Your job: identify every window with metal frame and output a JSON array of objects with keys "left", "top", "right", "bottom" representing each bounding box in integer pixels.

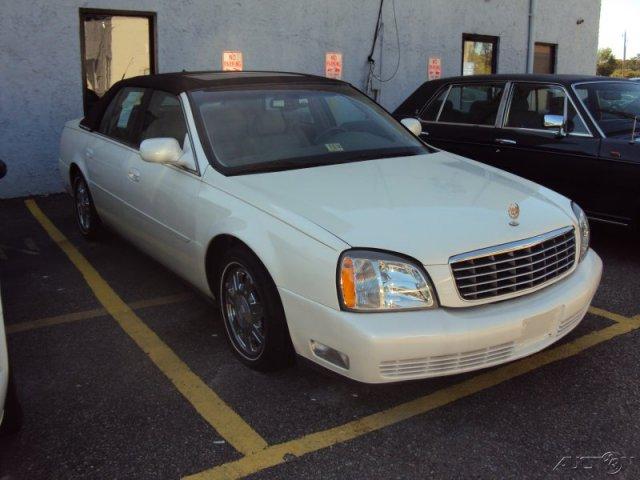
[
  {"left": 425, "top": 83, "right": 506, "bottom": 126},
  {"left": 505, "top": 83, "right": 589, "bottom": 135},
  {"left": 98, "top": 87, "right": 147, "bottom": 146},
  {"left": 461, "top": 34, "right": 499, "bottom": 75},
  {"left": 80, "top": 8, "right": 156, "bottom": 116},
  {"left": 139, "top": 91, "right": 189, "bottom": 149}
]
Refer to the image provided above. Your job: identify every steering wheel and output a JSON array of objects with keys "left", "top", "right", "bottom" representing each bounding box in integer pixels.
[{"left": 314, "top": 126, "right": 347, "bottom": 144}]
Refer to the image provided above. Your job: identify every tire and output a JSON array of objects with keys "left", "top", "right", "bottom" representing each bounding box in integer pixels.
[
  {"left": 217, "top": 246, "right": 295, "bottom": 371},
  {"left": 72, "top": 173, "right": 102, "bottom": 240},
  {"left": 0, "top": 373, "right": 22, "bottom": 436}
]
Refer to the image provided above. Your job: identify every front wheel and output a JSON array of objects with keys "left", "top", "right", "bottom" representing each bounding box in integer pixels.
[
  {"left": 73, "top": 174, "right": 102, "bottom": 239},
  {"left": 218, "top": 246, "right": 295, "bottom": 371}
]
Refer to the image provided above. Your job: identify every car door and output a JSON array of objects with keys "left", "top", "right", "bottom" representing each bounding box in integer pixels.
[
  {"left": 86, "top": 86, "right": 149, "bottom": 232},
  {"left": 489, "top": 82, "right": 601, "bottom": 212},
  {"left": 418, "top": 81, "right": 507, "bottom": 164},
  {"left": 574, "top": 81, "right": 640, "bottom": 226},
  {"left": 123, "top": 90, "right": 201, "bottom": 279}
]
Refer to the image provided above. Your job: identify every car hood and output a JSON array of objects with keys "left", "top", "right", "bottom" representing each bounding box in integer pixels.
[{"left": 229, "top": 152, "right": 575, "bottom": 265}]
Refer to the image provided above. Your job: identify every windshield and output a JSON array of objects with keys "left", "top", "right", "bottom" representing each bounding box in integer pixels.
[
  {"left": 574, "top": 81, "right": 640, "bottom": 138},
  {"left": 190, "top": 86, "right": 429, "bottom": 174}
]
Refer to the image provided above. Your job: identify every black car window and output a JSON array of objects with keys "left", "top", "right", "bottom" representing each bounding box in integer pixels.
[
  {"left": 437, "top": 83, "right": 505, "bottom": 125},
  {"left": 140, "top": 91, "right": 188, "bottom": 148},
  {"left": 98, "top": 87, "right": 147, "bottom": 146},
  {"left": 421, "top": 88, "right": 448, "bottom": 121},
  {"left": 506, "top": 83, "right": 589, "bottom": 135},
  {"left": 574, "top": 82, "right": 640, "bottom": 137},
  {"left": 566, "top": 101, "right": 590, "bottom": 135}
]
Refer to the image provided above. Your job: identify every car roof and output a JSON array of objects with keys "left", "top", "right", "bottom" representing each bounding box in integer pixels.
[
  {"left": 81, "top": 70, "right": 347, "bottom": 131},
  {"left": 393, "top": 73, "right": 633, "bottom": 116},
  {"left": 114, "top": 70, "right": 347, "bottom": 95},
  {"left": 424, "top": 73, "right": 617, "bottom": 86}
]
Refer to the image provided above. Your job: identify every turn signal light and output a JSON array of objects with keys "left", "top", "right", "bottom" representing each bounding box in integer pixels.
[{"left": 340, "top": 256, "right": 356, "bottom": 308}]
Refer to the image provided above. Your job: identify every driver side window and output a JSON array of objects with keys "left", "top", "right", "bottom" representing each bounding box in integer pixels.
[
  {"left": 98, "top": 87, "right": 147, "bottom": 146},
  {"left": 139, "top": 90, "right": 188, "bottom": 149},
  {"left": 506, "top": 83, "right": 589, "bottom": 135}
]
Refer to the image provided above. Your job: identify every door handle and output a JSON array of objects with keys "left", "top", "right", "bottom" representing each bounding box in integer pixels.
[
  {"left": 495, "top": 138, "right": 517, "bottom": 145},
  {"left": 85, "top": 148, "right": 94, "bottom": 158},
  {"left": 127, "top": 168, "right": 141, "bottom": 183}
]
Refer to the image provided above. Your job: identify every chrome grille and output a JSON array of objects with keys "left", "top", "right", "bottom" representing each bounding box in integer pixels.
[{"left": 451, "top": 227, "right": 576, "bottom": 301}]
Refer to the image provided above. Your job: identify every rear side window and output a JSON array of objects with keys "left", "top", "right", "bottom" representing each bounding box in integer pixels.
[
  {"left": 139, "top": 91, "right": 188, "bottom": 148},
  {"left": 436, "top": 83, "right": 505, "bottom": 125},
  {"left": 99, "top": 87, "right": 147, "bottom": 146}
]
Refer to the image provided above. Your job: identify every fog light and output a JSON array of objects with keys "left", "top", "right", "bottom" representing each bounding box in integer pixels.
[{"left": 310, "top": 340, "right": 350, "bottom": 370}]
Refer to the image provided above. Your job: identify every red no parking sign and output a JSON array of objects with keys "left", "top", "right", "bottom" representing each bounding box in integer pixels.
[{"left": 428, "top": 57, "right": 441, "bottom": 80}]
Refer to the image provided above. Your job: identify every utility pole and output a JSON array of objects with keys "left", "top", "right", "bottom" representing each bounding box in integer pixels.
[{"left": 623, "top": 31, "right": 627, "bottom": 77}]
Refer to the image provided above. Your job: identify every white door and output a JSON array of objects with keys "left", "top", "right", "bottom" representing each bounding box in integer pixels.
[
  {"left": 122, "top": 90, "right": 201, "bottom": 279},
  {"left": 85, "top": 86, "right": 148, "bottom": 235}
]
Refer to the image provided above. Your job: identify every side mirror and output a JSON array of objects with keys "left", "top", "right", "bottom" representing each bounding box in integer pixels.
[
  {"left": 544, "top": 114, "right": 566, "bottom": 136},
  {"left": 140, "top": 138, "right": 184, "bottom": 166},
  {"left": 0, "top": 160, "right": 6, "bottom": 179},
  {"left": 400, "top": 118, "right": 423, "bottom": 137}
]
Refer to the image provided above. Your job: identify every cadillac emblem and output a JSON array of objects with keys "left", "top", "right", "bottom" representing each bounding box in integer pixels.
[{"left": 508, "top": 203, "right": 520, "bottom": 226}]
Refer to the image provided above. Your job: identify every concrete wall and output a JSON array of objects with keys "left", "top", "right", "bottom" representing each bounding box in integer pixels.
[{"left": 0, "top": 0, "right": 601, "bottom": 198}]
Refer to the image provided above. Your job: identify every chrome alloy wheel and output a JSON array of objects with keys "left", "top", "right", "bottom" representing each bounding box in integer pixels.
[
  {"left": 221, "top": 262, "right": 266, "bottom": 359},
  {"left": 75, "top": 179, "right": 91, "bottom": 232}
]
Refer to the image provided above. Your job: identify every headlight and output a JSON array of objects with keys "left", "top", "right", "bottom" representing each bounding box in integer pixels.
[
  {"left": 338, "top": 250, "right": 437, "bottom": 311},
  {"left": 571, "top": 202, "right": 590, "bottom": 262}
]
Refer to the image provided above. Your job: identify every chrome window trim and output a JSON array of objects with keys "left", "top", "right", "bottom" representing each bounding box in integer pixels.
[
  {"left": 449, "top": 226, "right": 574, "bottom": 263},
  {"left": 178, "top": 92, "right": 202, "bottom": 177},
  {"left": 502, "top": 81, "right": 594, "bottom": 138},
  {"left": 571, "top": 80, "right": 639, "bottom": 139},
  {"left": 417, "top": 84, "right": 452, "bottom": 121},
  {"left": 435, "top": 84, "right": 452, "bottom": 121},
  {"left": 494, "top": 81, "right": 513, "bottom": 127},
  {"left": 419, "top": 120, "right": 497, "bottom": 129}
]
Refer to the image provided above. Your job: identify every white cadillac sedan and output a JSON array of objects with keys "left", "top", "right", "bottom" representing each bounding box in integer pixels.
[{"left": 60, "top": 71, "right": 602, "bottom": 383}]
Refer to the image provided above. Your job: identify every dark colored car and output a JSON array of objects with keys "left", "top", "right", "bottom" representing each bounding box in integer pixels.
[{"left": 394, "top": 74, "right": 640, "bottom": 229}]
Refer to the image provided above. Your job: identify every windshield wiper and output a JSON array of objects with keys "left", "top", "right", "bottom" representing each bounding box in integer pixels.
[{"left": 345, "top": 149, "right": 421, "bottom": 162}]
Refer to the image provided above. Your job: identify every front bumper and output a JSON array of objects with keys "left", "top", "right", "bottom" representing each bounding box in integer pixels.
[{"left": 281, "top": 249, "right": 602, "bottom": 384}]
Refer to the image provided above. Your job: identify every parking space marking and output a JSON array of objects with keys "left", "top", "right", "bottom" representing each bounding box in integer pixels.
[
  {"left": 187, "top": 310, "right": 640, "bottom": 480},
  {"left": 6, "top": 292, "right": 194, "bottom": 334},
  {"left": 588, "top": 305, "right": 633, "bottom": 325},
  {"left": 25, "top": 199, "right": 268, "bottom": 456}
]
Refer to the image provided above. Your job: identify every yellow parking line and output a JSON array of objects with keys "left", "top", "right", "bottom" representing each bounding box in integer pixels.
[
  {"left": 25, "top": 199, "right": 268, "bottom": 456},
  {"left": 588, "top": 305, "right": 633, "bottom": 325},
  {"left": 186, "top": 311, "right": 640, "bottom": 480},
  {"left": 6, "top": 292, "right": 194, "bottom": 334}
]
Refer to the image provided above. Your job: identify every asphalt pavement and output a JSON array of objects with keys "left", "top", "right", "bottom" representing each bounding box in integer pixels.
[{"left": 0, "top": 193, "right": 638, "bottom": 479}]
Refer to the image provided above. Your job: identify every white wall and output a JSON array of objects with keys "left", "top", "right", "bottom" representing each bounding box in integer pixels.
[{"left": 0, "top": 0, "right": 601, "bottom": 198}]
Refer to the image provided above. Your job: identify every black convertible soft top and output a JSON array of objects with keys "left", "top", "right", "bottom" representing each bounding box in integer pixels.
[{"left": 81, "top": 70, "right": 346, "bottom": 131}]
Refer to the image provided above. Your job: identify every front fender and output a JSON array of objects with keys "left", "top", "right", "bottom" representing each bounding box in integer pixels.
[{"left": 195, "top": 180, "right": 350, "bottom": 310}]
